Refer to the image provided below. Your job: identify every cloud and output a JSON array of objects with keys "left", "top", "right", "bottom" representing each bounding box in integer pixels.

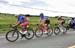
[
  {"left": 0, "top": 0, "right": 8, "bottom": 4},
  {"left": 5, "top": 0, "right": 31, "bottom": 4},
  {"left": 6, "top": 0, "right": 48, "bottom": 8},
  {"left": 0, "top": 0, "right": 75, "bottom": 17},
  {"left": 22, "top": 1, "right": 48, "bottom": 7}
]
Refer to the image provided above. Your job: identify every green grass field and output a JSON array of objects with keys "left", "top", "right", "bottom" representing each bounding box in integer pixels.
[{"left": 0, "top": 14, "right": 70, "bottom": 34}]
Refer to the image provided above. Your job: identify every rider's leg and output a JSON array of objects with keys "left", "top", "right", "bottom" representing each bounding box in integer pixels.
[
  {"left": 44, "top": 24, "right": 48, "bottom": 30},
  {"left": 59, "top": 24, "right": 64, "bottom": 32},
  {"left": 20, "top": 22, "right": 29, "bottom": 34},
  {"left": 23, "top": 22, "right": 29, "bottom": 33},
  {"left": 43, "top": 24, "right": 48, "bottom": 33},
  {"left": 40, "top": 20, "right": 48, "bottom": 33},
  {"left": 40, "top": 24, "right": 45, "bottom": 31}
]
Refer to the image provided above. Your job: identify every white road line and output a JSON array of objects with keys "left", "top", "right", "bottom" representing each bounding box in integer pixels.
[
  {"left": 68, "top": 45, "right": 75, "bottom": 48},
  {"left": 0, "top": 36, "right": 5, "bottom": 38}
]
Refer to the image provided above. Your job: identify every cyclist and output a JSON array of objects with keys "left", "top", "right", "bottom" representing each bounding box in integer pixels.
[
  {"left": 58, "top": 16, "right": 66, "bottom": 33},
  {"left": 69, "top": 18, "right": 75, "bottom": 28},
  {"left": 40, "top": 13, "right": 50, "bottom": 33},
  {"left": 15, "top": 14, "right": 30, "bottom": 34},
  {"left": 58, "top": 16, "right": 65, "bottom": 26},
  {"left": 44, "top": 17, "right": 50, "bottom": 26}
]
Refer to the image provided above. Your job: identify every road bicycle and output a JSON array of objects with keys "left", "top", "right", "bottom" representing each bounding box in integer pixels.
[
  {"left": 54, "top": 24, "right": 67, "bottom": 35},
  {"left": 34, "top": 24, "right": 53, "bottom": 38},
  {"left": 6, "top": 24, "right": 34, "bottom": 42}
]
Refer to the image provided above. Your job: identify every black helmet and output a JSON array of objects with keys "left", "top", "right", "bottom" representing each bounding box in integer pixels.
[
  {"left": 40, "top": 13, "right": 44, "bottom": 16},
  {"left": 19, "top": 14, "right": 24, "bottom": 16},
  {"left": 72, "top": 18, "right": 74, "bottom": 20},
  {"left": 25, "top": 14, "right": 30, "bottom": 17}
]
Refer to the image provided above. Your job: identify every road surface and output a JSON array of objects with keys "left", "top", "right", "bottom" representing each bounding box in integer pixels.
[{"left": 0, "top": 30, "right": 75, "bottom": 48}]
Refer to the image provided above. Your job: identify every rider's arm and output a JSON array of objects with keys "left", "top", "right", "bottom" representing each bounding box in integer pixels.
[
  {"left": 15, "top": 21, "right": 21, "bottom": 26},
  {"left": 27, "top": 17, "right": 30, "bottom": 22},
  {"left": 39, "top": 19, "right": 44, "bottom": 24},
  {"left": 39, "top": 18, "right": 42, "bottom": 24},
  {"left": 15, "top": 16, "right": 23, "bottom": 26}
]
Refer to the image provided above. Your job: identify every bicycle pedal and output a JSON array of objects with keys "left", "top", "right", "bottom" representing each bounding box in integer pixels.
[{"left": 20, "top": 34, "right": 25, "bottom": 39}]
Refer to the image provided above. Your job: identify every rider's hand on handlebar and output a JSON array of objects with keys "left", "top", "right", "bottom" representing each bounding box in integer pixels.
[{"left": 11, "top": 24, "right": 16, "bottom": 27}]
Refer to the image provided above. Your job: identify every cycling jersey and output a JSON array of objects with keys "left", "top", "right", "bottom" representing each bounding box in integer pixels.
[
  {"left": 70, "top": 20, "right": 75, "bottom": 24},
  {"left": 18, "top": 15, "right": 29, "bottom": 23},
  {"left": 40, "top": 15, "right": 47, "bottom": 20}
]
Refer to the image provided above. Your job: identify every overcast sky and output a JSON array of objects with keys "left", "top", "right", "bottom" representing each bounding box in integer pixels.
[{"left": 0, "top": 0, "right": 75, "bottom": 17}]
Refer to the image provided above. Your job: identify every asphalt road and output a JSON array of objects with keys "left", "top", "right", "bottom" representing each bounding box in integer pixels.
[{"left": 0, "top": 30, "right": 75, "bottom": 48}]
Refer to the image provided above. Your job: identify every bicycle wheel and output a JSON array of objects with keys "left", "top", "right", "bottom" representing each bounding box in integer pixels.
[
  {"left": 6, "top": 30, "right": 19, "bottom": 42},
  {"left": 62, "top": 27, "right": 67, "bottom": 32},
  {"left": 54, "top": 27, "right": 60, "bottom": 35},
  {"left": 25, "top": 30, "right": 34, "bottom": 40},
  {"left": 35, "top": 28, "right": 43, "bottom": 38},
  {"left": 62, "top": 27, "right": 67, "bottom": 34},
  {"left": 46, "top": 28, "right": 53, "bottom": 36},
  {"left": 66, "top": 25, "right": 70, "bottom": 30}
]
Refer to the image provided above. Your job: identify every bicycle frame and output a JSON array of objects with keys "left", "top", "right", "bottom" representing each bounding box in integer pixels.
[{"left": 37, "top": 24, "right": 49, "bottom": 32}]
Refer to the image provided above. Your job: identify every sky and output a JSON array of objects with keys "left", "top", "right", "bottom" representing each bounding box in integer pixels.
[{"left": 0, "top": 0, "right": 75, "bottom": 17}]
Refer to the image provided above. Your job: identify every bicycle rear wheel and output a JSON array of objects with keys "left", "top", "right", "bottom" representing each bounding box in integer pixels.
[
  {"left": 25, "top": 30, "right": 34, "bottom": 40},
  {"left": 6, "top": 30, "right": 19, "bottom": 42}
]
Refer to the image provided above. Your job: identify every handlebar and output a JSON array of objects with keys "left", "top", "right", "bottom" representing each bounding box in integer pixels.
[{"left": 9, "top": 24, "right": 17, "bottom": 29}]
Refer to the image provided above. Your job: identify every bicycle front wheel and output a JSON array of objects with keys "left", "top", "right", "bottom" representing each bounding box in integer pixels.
[
  {"left": 54, "top": 27, "right": 60, "bottom": 35},
  {"left": 35, "top": 28, "right": 43, "bottom": 38},
  {"left": 62, "top": 27, "right": 67, "bottom": 34},
  {"left": 46, "top": 28, "right": 53, "bottom": 36},
  {"left": 6, "top": 30, "right": 19, "bottom": 42},
  {"left": 63, "top": 27, "right": 67, "bottom": 32}
]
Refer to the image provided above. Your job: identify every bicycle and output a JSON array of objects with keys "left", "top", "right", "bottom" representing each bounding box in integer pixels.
[
  {"left": 34, "top": 24, "right": 53, "bottom": 38},
  {"left": 6, "top": 24, "right": 34, "bottom": 42},
  {"left": 66, "top": 24, "right": 75, "bottom": 30},
  {"left": 54, "top": 24, "right": 67, "bottom": 35}
]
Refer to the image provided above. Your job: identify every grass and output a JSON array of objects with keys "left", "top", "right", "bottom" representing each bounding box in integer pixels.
[{"left": 0, "top": 14, "right": 70, "bottom": 34}]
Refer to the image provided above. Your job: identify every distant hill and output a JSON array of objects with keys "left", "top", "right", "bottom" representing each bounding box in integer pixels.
[
  {"left": 0, "top": 13, "right": 39, "bottom": 16},
  {"left": 0, "top": 13, "right": 15, "bottom": 16}
]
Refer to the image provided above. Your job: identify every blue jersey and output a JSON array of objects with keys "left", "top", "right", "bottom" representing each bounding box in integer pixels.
[
  {"left": 41, "top": 15, "right": 47, "bottom": 20},
  {"left": 70, "top": 20, "right": 75, "bottom": 24},
  {"left": 18, "top": 15, "right": 25, "bottom": 23}
]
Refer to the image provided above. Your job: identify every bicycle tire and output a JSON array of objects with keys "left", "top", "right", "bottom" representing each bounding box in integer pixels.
[
  {"left": 46, "top": 28, "right": 53, "bottom": 36},
  {"left": 24, "top": 30, "right": 34, "bottom": 40},
  {"left": 35, "top": 28, "right": 43, "bottom": 38},
  {"left": 6, "top": 30, "right": 19, "bottom": 42},
  {"left": 54, "top": 27, "right": 60, "bottom": 35}
]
